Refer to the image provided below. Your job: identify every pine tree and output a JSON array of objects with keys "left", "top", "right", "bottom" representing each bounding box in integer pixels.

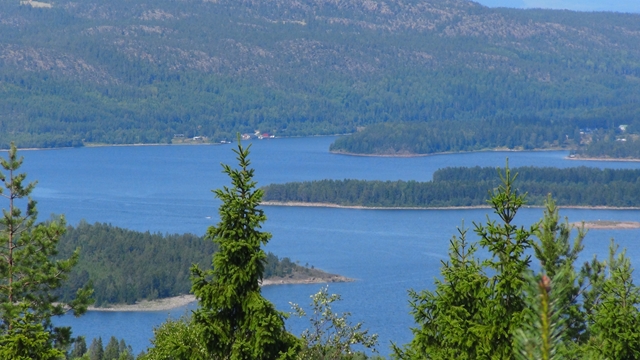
[
  {"left": 0, "top": 143, "right": 93, "bottom": 357},
  {"left": 514, "top": 271, "right": 568, "bottom": 360},
  {"left": 532, "top": 196, "right": 586, "bottom": 353},
  {"left": 190, "top": 139, "right": 300, "bottom": 359}
]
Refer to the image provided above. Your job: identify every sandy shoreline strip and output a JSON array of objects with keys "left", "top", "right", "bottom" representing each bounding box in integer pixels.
[
  {"left": 567, "top": 156, "right": 640, "bottom": 162},
  {"left": 330, "top": 147, "right": 570, "bottom": 158},
  {"left": 262, "top": 201, "right": 640, "bottom": 211},
  {"left": 570, "top": 221, "right": 640, "bottom": 230},
  {"left": 261, "top": 201, "right": 492, "bottom": 210},
  {"left": 88, "top": 275, "right": 353, "bottom": 312}
]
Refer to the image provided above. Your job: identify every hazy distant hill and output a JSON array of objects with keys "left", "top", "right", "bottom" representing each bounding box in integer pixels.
[
  {"left": 1, "top": 0, "right": 639, "bottom": 147},
  {"left": 478, "top": 0, "right": 640, "bottom": 13}
]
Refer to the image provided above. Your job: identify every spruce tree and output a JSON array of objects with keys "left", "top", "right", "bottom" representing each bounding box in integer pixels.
[
  {"left": 190, "top": 139, "right": 299, "bottom": 359},
  {"left": 0, "top": 143, "right": 92, "bottom": 358},
  {"left": 396, "top": 163, "right": 534, "bottom": 359},
  {"left": 473, "top": 163, "right": 535, "bottom": 358},
  {"left": 103, "top": 336, "right": 120, "bottom": 360},
  {"left": 393, "top": 226, "right": 488, "bottom": 359},
  {"left": 70, "top": 336, "right": 88, "bottom": 359},
  {"left": 585, "top": 242, "right": 640, "bottom": 359},
  {"left": 89, "top": 337, "right": 104, "bottom": 360}
]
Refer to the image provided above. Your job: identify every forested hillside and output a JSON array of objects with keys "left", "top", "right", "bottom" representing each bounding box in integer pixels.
[
  {"left": 262, "top": 166, "right": 640, "bottom": 208},
  {"left": 55, "top": 222, "right": 321, "bottom": 306},
  {"left": 1, "top": 0, "right": 640, "bottom": 148}
]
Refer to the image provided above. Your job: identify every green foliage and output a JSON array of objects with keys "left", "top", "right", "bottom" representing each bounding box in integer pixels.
[
  {"left": 84, "top": 336, "right": 133, "bottom": 360},
  {"left": 263, "top": 166, "right": 640, "bottom": 208},
  {"left": 533, "top": 197, "right": 585, "bottom": 350},
  {"left": 395, "top": 164, "right": 533, "bottom": 359},
  {"left": 473, "top": 164, "right": 534, "bottom": 358},
  {"left": 0, "top": 306, "right": 64, "bottom": 360},
  {"left": 55, "top": 222, "right": 320, "bottom": 306},
  {"left": 70, "top": 336, "right": 88, "bottom": 359},
  {"left": 584, "top": 242, "right": 640, "bottom": 359},
  {"left": 575, "top": 131, "right": 640, "bottom": 159},
  {"left": 514, "top": 272, "right": 567, "bottom": 360},
  {"left": 190, "top": 139, "right": 299, "bottom": 359},
  {"left": 330, "top": 119, "right": 578, "bottom": 155},
  {"left": 393, "top": 226, "right": 488, "bottom": 359},
  {"left": 398, "top": 164, "right": 640, "bottom": 359},
  {"left": 143, "top": 317, "right": 209, "bottom": 360},
  {"left": 103, "top": 336, "right": 119, "bottom": 360},
  {"left": 292, "top": 286, "right": 378, "bottom": 360},
  {"left": 89, "top": 337, "right": 104, "bottom": 360},
  {"left": 55, "top": 222, "right": 216, "bottom": 306},
  {"left": 0, "top": 143, "right": 92, "bottom": 356}
]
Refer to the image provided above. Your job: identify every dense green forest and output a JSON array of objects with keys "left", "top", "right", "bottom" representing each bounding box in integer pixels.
[
  {"left": 572, "top": 130, "right": 640, "bottom": 159},
  {"left": 262, "top": 166, "right": 640, "bottom": 207},
  {"left": 55, "top": 221, "right": 318, "bottom": 306},
  {"left": 330, "top": 120, "right": 640, "bottom": 159},
  {"left": 1, "top": 0, "right": 640, "bottom": 148},
  {"left": 329, "top": 119, "right": 583, "bottom": 154}
]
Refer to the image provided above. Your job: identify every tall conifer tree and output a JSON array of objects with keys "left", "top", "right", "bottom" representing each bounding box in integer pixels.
[
  {"left": 190, "top": 139, "right": 299, "bottom": 359},
  {"left": 0, "top": 143, "right": 92, "bottom": 358}
]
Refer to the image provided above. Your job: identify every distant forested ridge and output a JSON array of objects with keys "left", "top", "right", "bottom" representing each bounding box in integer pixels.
[
  {"left": 1, "top": 0, "right": 640, "bottom": 148},
  {"left": 55, "top": 222, "right": 320, "bottom": 306},
  {"left": 262, "top": 166, "right": 640, "bottom": 208}
]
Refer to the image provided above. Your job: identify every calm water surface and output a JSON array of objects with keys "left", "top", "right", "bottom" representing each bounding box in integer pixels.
[{"left": 17, "top": 137, "right": 640, "bottom": 356}]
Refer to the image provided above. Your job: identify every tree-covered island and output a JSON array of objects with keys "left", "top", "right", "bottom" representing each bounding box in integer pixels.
[
  {"left": 262, "top": 166, "right": 640, "bottom": 208},
  {"left": 54, "top": 222, "right": 350, "bottom": 308},
  {"left": 329, "top": 120, "right": 640, "bottom": 160}
]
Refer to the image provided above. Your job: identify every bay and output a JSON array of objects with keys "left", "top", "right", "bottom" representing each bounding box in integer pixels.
[{"left": 14, "top": 137, "right": 640, "bottom": 356}]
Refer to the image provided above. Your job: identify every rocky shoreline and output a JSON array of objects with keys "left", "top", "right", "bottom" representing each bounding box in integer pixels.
[
  {"left": 570, "top": 220, "right": 640, "bottom": 230},
  {"left": 262, "top": 201, "right": 640, "bottom": 211},
  {"left": 88, "top": 273, "right": 353, "bottom": 312}
]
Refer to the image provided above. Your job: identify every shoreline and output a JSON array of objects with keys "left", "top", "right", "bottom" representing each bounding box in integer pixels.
[
  {"left": 262, "top": 201, "right": 491, "bottom": 210},
  {"left": 567, "top": 156, "right": 640, "bottom": 162},
  {"left": 9, "top": 143, "right": 640, "bottom": 163},
  {"left": 261, "top": 201, "right": 640, "bottom": 211},
  {"left": 88, "top": 274, "right": 353, "bottom": 312},
  {"left": 6, "top": 134, "right": 352, "bottom": 152},
  {"left": 329, "top": 147, "right": 570, "bottom": 158},
  {"left": 330, "top": 149, "right": 640, "bottom": 162},
  {"left": 570, "top": 221, "right": 640, "bottom": 229}
]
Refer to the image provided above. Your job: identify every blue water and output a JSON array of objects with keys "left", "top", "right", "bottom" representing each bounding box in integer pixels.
[{"left": 14, "top": 137, "right": 640, "bottom": 356}]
